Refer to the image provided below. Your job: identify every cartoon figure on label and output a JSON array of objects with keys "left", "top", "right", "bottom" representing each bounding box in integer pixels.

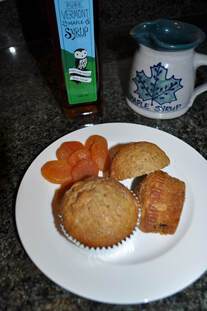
[
  {"left": 69, "top": 48, "right": 91, "bottom": 83},
  {"left": 74, "top": 48, "right": 88, "bottom": 70}
]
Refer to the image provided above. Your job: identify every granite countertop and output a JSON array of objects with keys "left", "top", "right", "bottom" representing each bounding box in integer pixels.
[{"left": 1, "top": 1, "right": 207, "bottom": 310}]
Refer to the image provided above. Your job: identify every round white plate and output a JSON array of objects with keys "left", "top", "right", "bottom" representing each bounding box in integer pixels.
[{"left": 15, "top": 123, "right": 207, "bottom": 304}]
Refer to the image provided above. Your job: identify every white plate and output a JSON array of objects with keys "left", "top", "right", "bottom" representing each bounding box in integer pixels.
[{"left": 15, "top": 123, "right": 207, "bottom": 304}]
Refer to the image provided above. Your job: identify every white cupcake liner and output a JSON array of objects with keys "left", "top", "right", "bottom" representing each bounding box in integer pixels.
[{"left": 131, "top": 189, "right": 142, "bottom": 226}]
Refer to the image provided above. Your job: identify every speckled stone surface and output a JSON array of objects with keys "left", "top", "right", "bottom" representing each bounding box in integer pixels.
[
  {"left": 1, "top": 0, "right": 207, "bottom": 310},
  {"left": 99, "top": 0, "right": 207, "bottom": 28}
]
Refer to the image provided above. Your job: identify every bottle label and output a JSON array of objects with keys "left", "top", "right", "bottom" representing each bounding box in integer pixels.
[{"left": 54, "top": 0, "right": 97, "bottom": 105}]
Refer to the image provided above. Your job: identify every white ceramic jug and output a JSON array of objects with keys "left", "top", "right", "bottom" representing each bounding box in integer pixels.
[{"left": 126, "top": 19, "right": 207, "bottom": 119}]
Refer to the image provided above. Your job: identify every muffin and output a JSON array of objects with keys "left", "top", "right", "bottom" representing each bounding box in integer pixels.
[
  {"left": 110, "top": 141, "right": 170, "bottom": 180},
  {"left": 135, "top": 170, "right": 185, "bottom": 234},
  {"left": 60, "top": 177, "right": 140, "bottom": 248}
]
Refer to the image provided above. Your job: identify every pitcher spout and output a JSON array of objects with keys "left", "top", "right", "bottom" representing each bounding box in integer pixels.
[{"left": 130, "top": 19, "right": 205, "bottom": 51}]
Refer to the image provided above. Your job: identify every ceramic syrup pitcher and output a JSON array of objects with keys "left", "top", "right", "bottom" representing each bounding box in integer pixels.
[{"left": 126, "top": 19, "right": 207, "bottom": 119}]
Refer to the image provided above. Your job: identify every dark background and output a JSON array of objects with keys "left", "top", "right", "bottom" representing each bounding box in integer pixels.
[{"left": 1, "top": 0, "right": 207, "bottom": 49}]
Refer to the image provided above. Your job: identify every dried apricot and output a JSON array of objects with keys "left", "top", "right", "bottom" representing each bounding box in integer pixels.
[
  {"left": 41, "top": 160, "right": 72, "bottom": 184},
  {"left": 90, "top": 142, "right": 110, "bottom": 171},
  {"left": 85, "top": 135, "right": 108, "bottom": 150},
  {"left": 56, "top": 141, "right": 83, "bottom": 160},
  {"left": 67, "top": 147, "right": 91, "bottom": 167},
  {"left": 72, "top": 159, "right": 99, "bottom": 182}
]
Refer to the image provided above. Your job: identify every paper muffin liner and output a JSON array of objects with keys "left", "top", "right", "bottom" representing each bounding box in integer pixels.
[
  {"left": 57, "top": 190, "right": 141, "bottom": 254},
  {"left": 131, "top": 189, "right": 142, "bottom": 227}
]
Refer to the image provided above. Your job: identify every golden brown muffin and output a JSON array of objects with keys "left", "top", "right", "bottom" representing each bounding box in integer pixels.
[
  {"left": 135, "top": 170, "right": 185, "bottom": 234},
  {"left": 60, "top": 177, "right": 140, "bottom": 248},
  {"left": 110, "top": 141, "right": 170, "bottom": 180}
]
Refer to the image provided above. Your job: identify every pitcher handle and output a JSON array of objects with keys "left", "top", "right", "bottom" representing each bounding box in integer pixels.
[{"left": 189, "top": 52, "right": 207, "bottom": 108}]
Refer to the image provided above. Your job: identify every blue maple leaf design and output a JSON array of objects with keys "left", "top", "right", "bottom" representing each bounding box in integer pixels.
[{"left": 133, "top": 62, "right": 183, "bottom": 106}]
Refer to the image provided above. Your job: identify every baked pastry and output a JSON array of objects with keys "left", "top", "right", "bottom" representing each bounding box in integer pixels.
[
  {"left": 135, "top": 170, "right": 185, "bottom": 234},
  {"left": 60, "top": 177, "right": 139, "bottom": 248},
  {"left": 110, "top": 141, "right": 170, "bottom": 180}
]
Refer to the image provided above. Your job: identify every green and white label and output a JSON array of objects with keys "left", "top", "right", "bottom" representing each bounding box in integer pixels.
[{"left": 54, "top": 0, "right": 97, "bottom": 105}]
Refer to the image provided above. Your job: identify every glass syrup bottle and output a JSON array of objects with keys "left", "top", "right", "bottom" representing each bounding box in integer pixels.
[{"left": 48, "top": 0, "right": 101, "bottom": 119}]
